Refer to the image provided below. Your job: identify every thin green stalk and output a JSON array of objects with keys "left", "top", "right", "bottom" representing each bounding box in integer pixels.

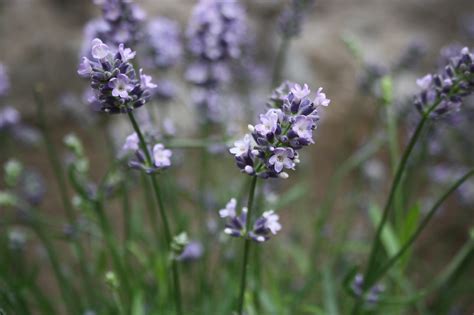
[
  {"left": 372, "top": 168, "right": 474, "bottom": 283},
  {"left": 34, "top": 88, "right": 95, "bottom": 308},
  {"left": 127, "top": 111, "right": 182, "bottom": 315},
  {"left": 271, "top": 37, "right": 289, "bottom": 88},
  {"left": 94, "top": 199, "right": 132, "bottom": 300},
  {"left": 351, "top": 94, "right": 453, "bottom": 314},
  {"left": 33, "top": 223, "right": 79, "bottom": 315},
  {"left": 121, "top": 182, "right": 131, "bottom": 244},
  {"left": 237, "top": 176, "right": 258, "bottom": 315}
]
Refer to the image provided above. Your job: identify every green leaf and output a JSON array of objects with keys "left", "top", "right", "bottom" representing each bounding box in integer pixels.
[
  {"left": 322, "top": 267, "right": 339, "bottom": 315},
  {"left": 132, "top": 292, "right": 146, "bottom": 315},
  {"left": 368, "top": 204, "right": 400, "bottom": 257}
]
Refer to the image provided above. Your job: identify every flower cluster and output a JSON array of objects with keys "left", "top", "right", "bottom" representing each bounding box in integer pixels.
[
  {"left": 122, "top": 132, "right": 173, "bottom": 174},
  {"left": 0, "top": 63, "right": 10, "bottom": 97},
  {"left": 187, "top": 0, "right": 246, "bottom": 63},
  {"left": 230, "top": 82, "right": 330, "bottom": 179},
  {"left": 414, "top": 47, "right": 474, "bottom": 119},
  {"left": 186, "top": 0, "right": 246, "bottom": 119},
  {"left": 219, "top": 198, "right": 282, "bottom": 243},
  {"left": 278, "top": 0, "right": 315, "bottom": 38},
  {"left": 146, "top": 17, "right": 182, "bottom": 70},
  {"left": 78, "top": 39, "right": 156, "bottom": 114},
  {"left": 351, "top": 274, "right": 385, "bottom": 306},
  {"left": 91, "top": 0, "right": 145, "bottom": 47},
  {"left": 0, "top": 106, "right": 20, "bottom": 131}
]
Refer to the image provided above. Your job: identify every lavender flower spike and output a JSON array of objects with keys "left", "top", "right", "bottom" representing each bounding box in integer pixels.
[
  {"left": 78, "top": 38, "right": 154, "bottom": 113},
  {"left": 152, "top": 144, "right": 172, "bottom": 168},
  {"left": 230, "top": 81, "right": 330, "bottom": 179},
  {"left": 219, "top": 198, "right": 282, "bottom": 243},
  {"left": 414, "top": 46, "right": 474, "bottom": 119}
]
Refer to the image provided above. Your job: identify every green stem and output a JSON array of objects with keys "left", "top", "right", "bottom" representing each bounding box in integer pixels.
[
  {"left": 237, "top": 176, "right": 258, "bottom": 315},
  {"left": 33, "top": 222, "right": 79, "bottom": 315},
  {"left": 372, "top": 168, "right": 474, "bottom": 284},
  {"left": 127, "top": 111, "right": 182, "bottom": 315},
  {"left": 94, "top": 199, "right": 132, "bottom": 300},
  {"left": 271, "top": 36, "right": 289, "bottom": 88},
  {"left": 34, "top": 88, "right": 95, "bottom": 308}
]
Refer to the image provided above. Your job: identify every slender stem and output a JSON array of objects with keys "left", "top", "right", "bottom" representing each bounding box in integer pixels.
[
  {"left": 372, "top": 168, "right": 474, "bottom": 284},
  {"left": 237, "top": 176, "right": 258, "bottom": 315},
  {"left": 121, "top": 182, "right": 131, "bottom": 244},
  {"left": 363, "top": 114, "right": 428, "bottom": 286},
  {"left": 33, "top": 222, "right": 79, "bottom": 315},
  {"left": 271, "top": 37, "right": 289, "bottom": 89},
  {"left": 34, "top": 88, "right": 95, "bottom": 308},
  {"left": 127, "top": 111, "right": 182, "bottom": 315},
  {"left": 94, "top": 199, "right": 132, "bottom": 299}
]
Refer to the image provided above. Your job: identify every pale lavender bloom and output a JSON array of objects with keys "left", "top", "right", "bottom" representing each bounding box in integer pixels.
[
  {"left": 261, "top": 210, "right": 281, "bottom": 235},
  {"left": 268, "top": 147, "right": 295, "bottom": 173},
  {"left": 291, "top": 116, "right": 315, "bottom": 143},
  {"left": 229, "top": 134, "right": 252, "bottom": 157},
  {"left": 291, "top": 83, "right": 310, "bottom": 100},
  {"left": 109, "top": 74, "right": 134, "bottom": 98},
  {"left": 278, "top": 0, "right": 315, "bottom": 38},
  {"left": 0, "top": 106, "right": 20, "bottom": 130},
  {"left": 77, "top": 57, "right": 93, "bottom": 77},
  {"left": 255, "top": 110, "right": 280, "bottom": 136},
  {"left": 92, "top": 0, "right": 145, "bottom": 47},
  {"left": 123, "top": 133, "right": 139, "bottom": 152},
  {"left": 314, "top": 88, "right": 331, "bottom": 107},
  {"left": 118, "top": 43, "right": 136, "bottom": 61},
  {"left": 152, "top": 144, "right": 172, "bottom": 168},
  {"left": 416, "top": 74, "right": 433, "bottom": 90},
  {"left": 139, "top": 69, "right": 157, "bottom": 90},
  {"left": 249, "top": 210, "right": 282, "bottom": 242},
  {"left": 177, "top": 241, "right": 204, "bottom": 262},
  {"left": 187, "top": 0, "right": 246, "bottom": 61},
  {"left": 91, "top": 38, "right": 111, "bottom": 59},
  {"left": 219, "top": 198, "right": 237, "bottom": 218},
  {"left": 146, "top": 17, "right": 182, "bottom": 69},
  {"left": 0, "top": 64, "right": 10, "bottom": 97}
]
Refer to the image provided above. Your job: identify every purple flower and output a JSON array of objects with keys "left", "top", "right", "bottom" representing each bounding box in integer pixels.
[
  {"left": 219, "top": 198, "right": 237, "bottom": 218},
  {"left": 249, "top": 210, "right": 282, "bottom": 242},
  {"left": 291, "top": 116, "right": 315, "bottom": 143},
  {"left": 152, "top": 144, "right": 172, "bottom": 168},
  {"left": 414, "top": 46, "right": 474, "bottom": 119},
  {"left": 122, "top": 132, "right": 139, "bottom": 152},
  {"left": 91, "top": 0, "right": 145, "bottom": 47},
  {"left": 109, "top": 74, "right": 134, "bottom": 98},
  {"left": 139, "top": 69, "right": 157, "bottom": 90},
  {"left": 176, "top": 241, "right": 204, "bottom": 262},
  {"left": 78, "top": 39, "right": 154, "bottom": 113},
  {"left": 278, "top": 0, "right": 315, "bottom": 38},
  {"left": 416, "top": 74, "right": 433, "bottom": 90},
  {"left": 187, "top": 0, "right": 246, "bottom": 62},
  {"left": 219, "top": 198, "right": 282, "bottom": 243},
  {"left": 146, "top": 17, "right": 182, "bottom": 69},
  {"left": 0, "top": 64, "right": 10, "bottom": 97},
  {"left": 291, "top": 83, "right": 311, "bottom": 100},
  {"left": 231, "top": 81, "right": 330, "bottom": 179},
  {"left": 229, "top": 134, "right": 252, "bottom": 157},
  {"left": 254, "top": 110, "right": 280, "bottom": 136},
  {"left": 0, "top": 106, "right": 20, "bottom": 130},
  {"left": 268, "top": 147, "right": 295, "bottom": 173}
]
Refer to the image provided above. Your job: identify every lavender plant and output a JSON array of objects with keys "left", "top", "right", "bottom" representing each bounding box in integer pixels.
[{"left": 2, "top": 2, "right": 474, "bottom": 315}]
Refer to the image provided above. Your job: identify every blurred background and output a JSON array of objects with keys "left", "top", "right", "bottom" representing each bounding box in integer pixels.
[{"left": 1, "top": 0, "right": 474, "bottom": 314}]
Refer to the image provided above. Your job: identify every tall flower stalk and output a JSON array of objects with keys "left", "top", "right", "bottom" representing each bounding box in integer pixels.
[
  {"left": 226, "top": 81, "right": 330, "bottom": 313},
  {"left": 351, "top": 46, "right": 474, "bottom": 314},
  {"left": 78, "top": 38, "right": 182, "bottom": 315}
]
